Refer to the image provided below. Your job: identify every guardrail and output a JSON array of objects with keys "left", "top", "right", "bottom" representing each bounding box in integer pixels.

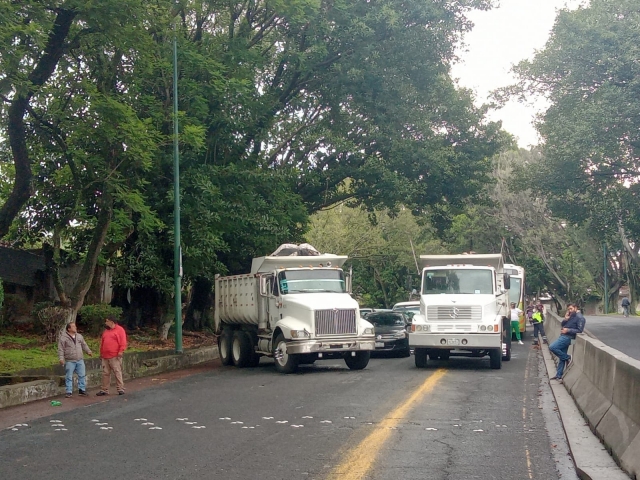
[{"left": 546, "top": 310, "right": 640, "bottom": 478}]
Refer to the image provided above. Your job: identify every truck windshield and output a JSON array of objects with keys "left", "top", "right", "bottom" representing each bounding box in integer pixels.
[
  {"left": 422, "top": 269, "right": 493, "bottom": 295},
  {"left": 278, "top": 269, "right": 346, "bottom": 294}
]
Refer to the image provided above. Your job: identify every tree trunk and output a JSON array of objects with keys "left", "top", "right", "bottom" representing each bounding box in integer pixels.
[
  {"left": 184, "top": 278, "right": 212, "bottom": 331},
  {"left": 44, "top": 193, "right": 114, "bottom": 325}
]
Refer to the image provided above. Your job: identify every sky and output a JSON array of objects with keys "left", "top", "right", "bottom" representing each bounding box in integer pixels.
[{"left": 451, "top": 0, "right": 585, "bottom": 148}]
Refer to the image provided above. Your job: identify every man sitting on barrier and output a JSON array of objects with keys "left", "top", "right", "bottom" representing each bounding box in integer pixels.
[{"left": 549, "top": 303, "right": 584, "bottom": 381}]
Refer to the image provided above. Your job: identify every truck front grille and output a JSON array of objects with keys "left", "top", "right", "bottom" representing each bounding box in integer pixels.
[
  {"left": 315, "top": 309, "right": 357, "bottom": 336},
  {"left": 427, "top": 305, "right": 482, "bottom": 321}
]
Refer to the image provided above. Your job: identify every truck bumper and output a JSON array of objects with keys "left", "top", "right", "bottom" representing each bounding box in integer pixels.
[
  {"left": 287, "top": 337, "right": 376, "bottom": 354},
  {"left": 408, "top": 333, "right": 501, "bottom": 349}
]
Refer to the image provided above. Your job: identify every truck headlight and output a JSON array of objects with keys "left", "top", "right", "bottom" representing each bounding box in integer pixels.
[
  {"left": 413, "top": 325, "right": 430, "bottom": 332},
  {"left": 363, "top": 327, "right": 374, "bottom": 336},
  {"left": 290, "top": 329, "right": 311, "bottom": 339}
]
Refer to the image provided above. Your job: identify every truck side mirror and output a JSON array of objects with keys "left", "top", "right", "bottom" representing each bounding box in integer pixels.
[
  {"left": 345, "top": 270, "right": 352, "bottom": 293},
  {"left": 503, "top": 273, "right": 511, "bottom": 290}
]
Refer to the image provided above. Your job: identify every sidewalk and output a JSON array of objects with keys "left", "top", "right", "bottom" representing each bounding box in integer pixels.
[{"left": 0, "top": 359, "right": 220, "bottom": 430}]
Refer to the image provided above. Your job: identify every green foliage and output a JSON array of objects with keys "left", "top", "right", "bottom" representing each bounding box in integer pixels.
[
  {"left": 502, "top": 0, "right": 640, "bottom": 307},
  {"left": 78, "top": 304, "right": 123, "bottom": 335},
  {"left": 1, "top": 0, "right": 510, "bottom": 326},
  {"left": 307, "top": 205, "right": 444, "bottom": 307}
]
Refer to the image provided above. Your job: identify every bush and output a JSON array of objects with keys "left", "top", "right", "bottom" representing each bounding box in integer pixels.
[
  {"left": 0, "top": 279, "right": 4, "bottom": 326},
  {"left": 37, "top": 306, "right": 69, "bottom": 343},
  {"left": 78, "top": 304, "right": 123, "bottom": 335}
]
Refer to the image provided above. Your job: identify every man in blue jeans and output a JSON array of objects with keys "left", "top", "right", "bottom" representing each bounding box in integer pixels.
[
  {"left": 549, "top": 304, "right": 584, "bottom": 380},
  {"left": 58, "top": 322, "right": 93, "bottom": 397}
]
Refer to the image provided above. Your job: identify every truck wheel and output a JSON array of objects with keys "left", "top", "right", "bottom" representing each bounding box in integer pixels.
[
  {"left": 502, "top": 341, "right": 512, "bottom": 361},
  {"left": 440, "top": 350, "right": 450, "bottom": 361},
  {"left": 502, "top": 317, "right": 512, "bottom": 361},
  {"left": 415, "top": 348, "right": 428, "bottom": 368},
  {"left": 273, "top": 333, "right": 299, "bottom": 374},
  {"left": 231, "top": 331, "right": 253, "bottom": 368},
  {"left": 489, "top": 348, "right": 502, "bottom": 369},
  {"left": 218, "top": 329, "right": 234, "bottom": 366},
  {"left": 344, "top": 351, "right": 370, "bottom": 370}
]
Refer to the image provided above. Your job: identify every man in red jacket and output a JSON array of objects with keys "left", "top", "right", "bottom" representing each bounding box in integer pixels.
[{"left": 96, "top": 315, "right": 128, "bottom": 396}]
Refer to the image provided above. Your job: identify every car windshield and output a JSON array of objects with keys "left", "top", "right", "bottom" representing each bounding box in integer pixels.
[
  {"left": 423, "top": 269, "right": 493, "bottom": 295},
  {"left": 393, "top": 305, "right": 420, "bottom": 316},
  {"left": 278, "top": 269, "right": 346, "bottom": 294},
  {"left": 367, "top": 313, "right": 406, "bottom": 326}
]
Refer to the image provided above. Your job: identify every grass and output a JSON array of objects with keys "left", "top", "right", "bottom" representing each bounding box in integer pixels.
[{"left": 0, "top": 328, "right": 215, "bottom": 374}]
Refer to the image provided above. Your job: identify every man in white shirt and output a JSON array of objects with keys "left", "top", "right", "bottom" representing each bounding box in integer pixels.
[{"left": 510, "top": 302, "right": 524, "bottom": 345}]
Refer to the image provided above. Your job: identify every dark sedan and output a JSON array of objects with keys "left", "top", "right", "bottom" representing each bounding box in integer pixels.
[{"left": 367, "top": 311, "right": 411, "bottom": 357}]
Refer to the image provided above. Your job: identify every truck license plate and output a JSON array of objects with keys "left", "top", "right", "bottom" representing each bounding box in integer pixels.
[
  {"left": 447, "top": 338, "right": 460, "bottom": 346},
  {"left": 375, "top": 342, "right": 384, "bottom": 348}
]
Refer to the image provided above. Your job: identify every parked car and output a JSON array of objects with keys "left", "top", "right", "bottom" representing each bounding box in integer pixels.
[
  {"left": 360, "top": 308, "right": 374, "bottom": 318},
  {"left": 392, "top": 301, "right": 420, "bottom": 319},
  {"left": 366, "top": 311, "right": 411, "bottom": 357}
]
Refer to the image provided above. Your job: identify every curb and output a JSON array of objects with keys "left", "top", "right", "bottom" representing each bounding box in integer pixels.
[
  {"left": 541, "top": 343, "right": 630, "bottom": 480},
  {"left": 0, "top": 346, "right": 219, "bottom": 410}
]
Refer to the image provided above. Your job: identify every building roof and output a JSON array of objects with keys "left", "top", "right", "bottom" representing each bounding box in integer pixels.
[{"left": 0, "top": 246, "right": 46, "bottom": 286}]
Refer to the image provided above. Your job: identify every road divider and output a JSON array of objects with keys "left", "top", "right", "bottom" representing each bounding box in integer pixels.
[
  {"left": 546, "top": 311, "right": 640, "bottom": 478},
  {"left": 328, "top": 368, "right": 446, "bottom": 480}
]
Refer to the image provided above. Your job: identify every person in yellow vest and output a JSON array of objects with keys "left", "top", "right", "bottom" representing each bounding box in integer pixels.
[{"left": 531, "top": 306, "right": 547, "bottom": 345}]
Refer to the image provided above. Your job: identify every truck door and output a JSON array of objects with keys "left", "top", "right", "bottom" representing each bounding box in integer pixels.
[{"left": 266, "top": 273, "right": 281, "bottom": 329}]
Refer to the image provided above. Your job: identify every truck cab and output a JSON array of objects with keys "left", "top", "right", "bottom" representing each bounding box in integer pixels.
[{"left": 408, "top": 254, "right": 511, "bottom": 369}]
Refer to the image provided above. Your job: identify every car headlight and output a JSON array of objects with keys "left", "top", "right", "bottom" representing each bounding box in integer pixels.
[
  {"left": 363, "top": 327, "right": 375, "bottom": 336},
  {"left": 290, "top": 329, "right": 311, "bottom": 339},
  {"left": 394, "top": 331, "right": 407, "bottom": 338}
]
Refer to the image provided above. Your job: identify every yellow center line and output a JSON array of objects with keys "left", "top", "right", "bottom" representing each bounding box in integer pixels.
[{"left": 327, "top": 368, "right": 447, "bottom": 480}]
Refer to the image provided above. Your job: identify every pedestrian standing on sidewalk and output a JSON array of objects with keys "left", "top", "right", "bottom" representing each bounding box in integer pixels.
[
  {"left": 58, "top": 322, "right": 93, "bottom": 398},
  {"left": 621, "top": 297, "right": 630, "bottom": 317},
  {"left": 510, "top": 302, "right": 524, "bottom": 345},
  {"left": 549, "top": 304, "right": 582, "bottom": 380},
  {"left": 96, "top": 315, "right": 127, "bottom": 396}
]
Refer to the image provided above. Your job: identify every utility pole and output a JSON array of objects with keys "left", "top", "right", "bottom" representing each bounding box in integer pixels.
[
  {"left": 173, "top": 19, "right": 182, "bottom": 353},
  {"left": 603, "top": 243, "right": 608, "bottom": 315}
]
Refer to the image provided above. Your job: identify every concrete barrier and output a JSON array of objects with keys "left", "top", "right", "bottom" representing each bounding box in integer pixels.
[
  {"left": 0, "top": 346, "right": 218, "bottom": 409},
  {"left": 546, "top": 311, "right": 640, "bottom": 478}
]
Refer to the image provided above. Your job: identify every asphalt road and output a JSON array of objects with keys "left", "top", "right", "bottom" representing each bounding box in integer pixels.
[
  {"left": 1, "top": 345, "right": 577, "bottom": 480},
  {"left": 584, "top": 314, "right": 640, "bottom": 360}
]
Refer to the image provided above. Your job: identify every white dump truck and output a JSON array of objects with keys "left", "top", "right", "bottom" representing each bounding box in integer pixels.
[
  {"left": 408, "top": 253, "right": 512, "bottom": 369},
  {"left": 214, "top": 245, "right": 376, "bottom": 373}
]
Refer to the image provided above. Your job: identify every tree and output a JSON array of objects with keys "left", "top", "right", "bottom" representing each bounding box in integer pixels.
[
  {"left": 307, "top": 205, "right": 444, "bottom": 307},
  {"left": 503, "top": 0, "right": 640, "bottom": 312}
]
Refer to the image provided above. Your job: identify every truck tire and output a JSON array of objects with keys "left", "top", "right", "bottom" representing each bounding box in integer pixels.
[
  {"left": 489, "top": 348, "right": 502, "bottom": 369},
  {"left": 218, "top": 329, "right": 234, "bottom": 366},
  {"left": 440, "top": 350, "right": 450, "bottom": 361},
  {"left": 415, "top": 348, "right": 428, "bottom": 368},
  {"left": 344, "top": 351, "right": 370, "bottom": 370},
  {"left": 273, "top": 333, "right": 299, "bottom": 374},
  {"left": 231, "top": 331, "right": 253, "bottom": 368},
  {"left": 502, "top": 317, "right": 512, "bottom": 361}
]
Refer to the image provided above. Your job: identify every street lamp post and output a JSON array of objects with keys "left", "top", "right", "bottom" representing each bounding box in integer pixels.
[
  {"left": 173, "top": 25, "right": 182, "bottom": 353},
  {"left": 603, "top": 243, "right": 608, "bottom": 315}
]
